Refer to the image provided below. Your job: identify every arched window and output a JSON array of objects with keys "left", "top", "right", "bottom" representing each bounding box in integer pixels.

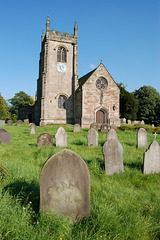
[
  {"left": 58, "top": 95, "right": 67, "bottom": 109},
  {"left": 57, "top": 47, "right": 66, "bottom": 62}
]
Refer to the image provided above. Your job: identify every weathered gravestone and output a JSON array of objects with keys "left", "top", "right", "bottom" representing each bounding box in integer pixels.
[
  {"left": 121, "top": 118, "right": 126, "bottom": 124},
  {"left": 87, "top": 128, "right": 98, "bottom": 147},
  {"left": 29, "top": 123, "right": 36, "bottom": 134},
  {"left": 24, "top": 119, "right": 29, "bottom": 125},
  {"left": 127, "top": 120, "right": 131, "bottom": 125},
  {"left": 37, "top": 133, "right": 53, "bottom": 147},
  {"left": 107, "top": 128, "right": 118, "bottom": 141},
  {"left": 55, "top": 127, "right": 67, "bottom": 147},
  {"left": 101, "top": 123, "right": 108, "bottom": 132},
  {"left": 0, "top": 120, "right": 5, "bottom": 127},
  {"left": 17, "top": 120, "right": 23, "bottom": 126},
  {"left": 103, "top": 139, "right": 124, "bottom": 175},
  {"left": 7, "top": 120, "right": 13, "bottom": 126},
  {"left": 0, "top": 129, "right": 7, "bottom": 133},
  {"left": 40, "top": 149, "right": 90, "bottom": 221},
  {"left": 143, "top": 140, "right": 160, "bottom": 174},
  {"left": 90, "top": 122, "right": 99, "bottom": 131},
  {"left": 0, "top": 131, "right": 11, "bottom": 144},
  {"left": 73, "top": 124, "right": 81, "bottom": 132},
  {"left": 141, "top": 120, "right": 145, "bottom": 125},
  {"left": 137, "top": 128, "right": 148, "bottom": 149}
]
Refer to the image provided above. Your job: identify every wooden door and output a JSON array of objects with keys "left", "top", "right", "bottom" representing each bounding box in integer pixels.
[{"left": 96, "top": 110, "right": 105, "bottom": 124}]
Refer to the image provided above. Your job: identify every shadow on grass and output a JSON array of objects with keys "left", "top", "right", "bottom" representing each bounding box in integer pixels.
[
  {"left": 4, "top": 180, "right": 40, "bottom": 213},
  {"left": 124, "top": 162, "right": 143, "bottom": 171}
]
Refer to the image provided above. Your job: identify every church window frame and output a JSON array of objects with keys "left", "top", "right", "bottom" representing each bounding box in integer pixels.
[
  {"left": 58, "top": 95, "right": 67, "bottom": 109},
  {"left": 57, "top": 47, "right": 67, "bottom": 63}
]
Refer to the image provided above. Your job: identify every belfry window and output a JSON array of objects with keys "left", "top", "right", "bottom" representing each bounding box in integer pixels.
[
  {"left": 58, "top": 95, "right": 67, "bottom": 109},
  {"left": 57, "top": 47, "right": 66, "bottom": 62}
]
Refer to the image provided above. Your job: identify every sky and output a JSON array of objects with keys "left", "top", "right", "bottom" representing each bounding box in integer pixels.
[{"left": 0, "top": 0, "right": 159, "bottom": 101}]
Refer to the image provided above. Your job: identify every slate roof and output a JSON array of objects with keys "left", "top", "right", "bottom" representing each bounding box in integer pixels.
[{"left": 78, "top": 67, "right": 97, "bottom": 86}]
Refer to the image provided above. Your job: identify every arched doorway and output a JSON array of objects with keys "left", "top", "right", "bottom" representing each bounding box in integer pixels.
[{"left": 96, "top": 110, "right": 105, "bottom": 124}]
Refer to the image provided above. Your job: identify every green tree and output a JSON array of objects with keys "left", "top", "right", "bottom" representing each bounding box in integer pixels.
[
  {"left": 134, "top": 86, "right": 160, "bottom": 125},
  {"left": 0, "top": 93, "right": 11, "bottom": 120},
  {"left": 8, "top": 91, "right": 35, "bottom": 120},
  {"left": 117, "top": 83, "right": 138, "bottom": 120}
]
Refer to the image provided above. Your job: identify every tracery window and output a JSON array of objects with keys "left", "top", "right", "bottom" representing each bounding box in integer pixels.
[
  {"left": 96, "top": 77, "right": 108, "bottom": 90},
  {"left": 57, "top": 47, "right": 67, "bottom": 62},
  {"left": 58, "top": 95, "right": 67, "bottom": 109}
]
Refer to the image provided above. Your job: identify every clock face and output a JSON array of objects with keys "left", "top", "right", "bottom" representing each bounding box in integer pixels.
[{"left": 57, "top": 63, "right": 67, "bottom": 73}]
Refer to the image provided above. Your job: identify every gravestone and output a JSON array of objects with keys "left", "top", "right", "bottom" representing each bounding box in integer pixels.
[
  {"left": 7, "top": 120, "right": 13, "bottom": 126},
  {"left": 29, "top": 123, "right": 36, "bottom": 134},
  {"left": 55, "top": 127, "right": 67, "bottom": 147},
  {"left": 0, "top": 120, "right": 5, "bottom": 127},
  {"left": 141, "top": 120, "right": 145, "bottom": 125},
  {"left": 0, "top": 129, "right": 7, "bottom": 133},
  {"left": 90, "top": 122, "right": 99, "bottom": 131},
  {"left": 107, "top": 128, "right": 118, "bottom": 141},
  {"left": 17, "top": 120, "right": 23, "bottom": 126},
  {"left": 87, "top": 128, "right": 98, "bottom": 147},
  {"left": 101, "top": 123, "right": 108, "bottom": 132},
  {"left": 24, "top": 119, "right": 29, "bottom": 125},
  {"left": 37, "top": 133, "right": 53, "bottom": 147},
  {"left": 143, "top": 140, "right": 160, "bottom": 174},
  {"left": 137, "top": 128, "right": 148, "bottom": 149},
  {"left": 103, "top": 139, "right": 124, "bottom": 175},
  {"left": 154, "top": 132, "right": 157, "bottom": 139},
  {"left": 127, "top": 120, "right": 131, "bottom": 124},
  {"left": 40, "top": 149, "right": 90, "bottom": 221},
  {"left": 73, "top": 124, "right": 81, "bottom": 132},
  {"left": 152, "top": 124, "right": 155, "bottom": 127},
  {"left": 0, "top": 132, "right": 11, "bottom": 144},
  {"left": 121, "top": 118, "right": 126, "bottom": 124}
]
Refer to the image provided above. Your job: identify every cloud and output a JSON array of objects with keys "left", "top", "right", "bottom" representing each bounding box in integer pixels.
[{"left": 89, "top": 63, "right": 96, "bottom": 69}]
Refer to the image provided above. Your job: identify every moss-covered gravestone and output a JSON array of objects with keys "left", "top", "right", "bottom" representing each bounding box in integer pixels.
[
  {"left": 40, "top": 149, "right": 90, "bottom": 221},
  {"left": 37, "top": 133, "right": 53, "bottom": 147},
  {"left": 106, "top": 128, "right": 118, "bottom": 141}
]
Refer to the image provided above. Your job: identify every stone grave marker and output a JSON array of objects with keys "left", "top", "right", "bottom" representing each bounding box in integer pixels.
[
  {"left": 87, "top": 128, "right": 98, "bottom": 147},
  {"left": 0, "top": 129, "right": 7, "bottom": 133},
  {"left": 37, "top": 133, "right": 53, "bottom": 147},
  {"left": 24, "top": 119, "right": 29, "bottom": 125},
  {"left": 137, "top": 128, "right": 148, "bottom": 149},
  {"left": 0, "top": 131, "right": 11, "bottom": 144},
  {"left": 152, "top": 124, "right": 155, "bottom": 127},
  {"left": 143, "top": 140, "right": 160, "bottom": 174},
  {"left": 103, "top": 139, "right": 124, "bottom": 175},
  {"left": 154, "top": 132, "right": 157, "bottom": 139},
  {"left": 55, "top": 127, "right": 67, "bottom": 147},
  {"left": 141, "top": 120, "right": 145, "bottom": 124},
  {"left": 73, "top": 124, "right": 81, "bottom": 132},
  {"left": 101, "top": 123, "right": 108, "bottom": 132},
  {"left": 17, "top": 120, "right": 23, "bottom": 126},
  {"left": 29, "top": 123, "right": 36, "bottom": 134},
  {"left": 107, "top": 128, "right": 118, "bottom": 141},
  {"left": 121, "top": 118, "right": 126, "bottom": 124},
  {"left": 0, "top": 120, "right": 5, "bottom": 127},
  {"left": 90, "top": 122, "right": 99, "bottom": 131},
  {"left": 127, "top": 120, "right": 131, "bottom": 124},
  {"left": 7, "top": 120, "right": 13, "bottom": 126},
  {"left": 40, "top": 149, "right": 90, "bottom": 221}
]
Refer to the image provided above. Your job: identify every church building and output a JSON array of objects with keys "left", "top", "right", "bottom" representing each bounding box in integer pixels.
[{"left": 34, "top": 17, "right": 120, "bottom": 128}]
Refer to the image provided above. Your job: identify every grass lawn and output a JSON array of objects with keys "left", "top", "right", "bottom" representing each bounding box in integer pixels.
[{"left": 0, "top": 124, "right": 160, "bottom": 240}]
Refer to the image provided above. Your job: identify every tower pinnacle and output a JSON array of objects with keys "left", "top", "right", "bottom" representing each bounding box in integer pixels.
[
  {"left": 46, "top": 16, "right": 50, "bottom": 32},
  {"left": 74, "top": 21, "right": 78, "bottom": 37}
]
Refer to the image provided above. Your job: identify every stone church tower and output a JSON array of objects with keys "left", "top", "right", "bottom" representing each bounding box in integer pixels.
[{"left": 35, "top": 17, "right": 78, "bottom": 125}]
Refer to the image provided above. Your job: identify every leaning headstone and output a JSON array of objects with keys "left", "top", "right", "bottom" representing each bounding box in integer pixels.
[
  {"left": 87, "top": 128, "right": 98, "bottom": 147},
  {"left": 103, "top": 139, "right": 124, "bottom": 175},
  {"left": 24, "top": 119, "right": 29, "bottom": 125},
  {"left": 40, "top": 149, "right": 90, "bottom": 222},
  {"left": 73, "top": 124, "right": 81, "bottom": 132},
  {"left": 127, "top": 120, "right": 131, "bottom": 125},
  {"left": 55, "top": 127, "right": 67, "bottom": 147},
  {"left": 90, "top": 122, "right": 99, "bottom": 131},
  {"left": 0, "top": 129, "right": 7, "bottom": 133},
  {"left": 143, "top": 141, "right": 160, "bottom": 174},
  {"left": 7, "top": 120, "right": 13, "bottom": 126},
  {"left": 107, "top": 128, "right": 118, "bottom": 141},
  {"left": 0, "top": 120, "right": 5, "bottom": 127},
  {"left": 101, "top": 123, "right": 108, "bottom": 132},
  {"left": 37, "top": 133, "right": 53, "bottom": 147},
  {"left": 29, "top": 123, "right": 36, "bottom": 134},
  {"left": 17, "top": 120, "right": 23, "bottom": 126},
  {"left": 137, "top": 128, "right": 148, "bottom": 149},
  {"left": 0, "top": 132, "right": 11, "bottom": 144}
]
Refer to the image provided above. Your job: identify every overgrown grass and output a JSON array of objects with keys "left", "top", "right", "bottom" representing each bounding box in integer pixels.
[{"left": 0, "top": 124, "right": 160, "bottom": 239}]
